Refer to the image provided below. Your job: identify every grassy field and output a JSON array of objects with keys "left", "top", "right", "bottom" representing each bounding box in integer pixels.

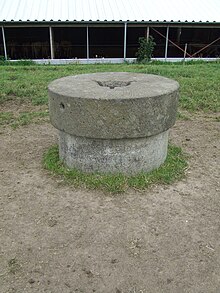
[
  {"left": 0, "top": 61, "right": 219, "bottom": 113},
  {"left": 0, "top": 61, "right": 218, "bottom": 192}
]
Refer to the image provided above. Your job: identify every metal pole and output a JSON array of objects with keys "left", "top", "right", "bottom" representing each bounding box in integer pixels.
[
  {"left": 1, "top": 26, "right": 7, "bottom": 60},
  {"left": 146, "top": 27, "right": 150, "bottom": 41},
  {"left": 86, "top": 25, "right": 89, "bottom": 59},
  {"left": 123, "top": 22, "right": 127, "bottom": 60},
  {"left": 165, "top": 26, "right": 169, "bottom": 61},
  {"left": 49, "top": 26, "right": 54, "bottom": 59}
]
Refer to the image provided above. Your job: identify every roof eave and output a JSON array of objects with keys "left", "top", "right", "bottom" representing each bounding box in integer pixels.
[{"left": 0, "top": 20, "right": 219, "bottom": 26}]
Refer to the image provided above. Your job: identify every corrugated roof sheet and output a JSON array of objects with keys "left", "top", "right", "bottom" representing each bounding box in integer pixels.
[{"left": 0, "top": 0, "right": 220, "bottom": 23}]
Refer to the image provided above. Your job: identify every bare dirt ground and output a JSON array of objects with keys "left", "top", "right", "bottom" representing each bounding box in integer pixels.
[{"left": 0, "top": 114, "right": 220, "bottom": 293}]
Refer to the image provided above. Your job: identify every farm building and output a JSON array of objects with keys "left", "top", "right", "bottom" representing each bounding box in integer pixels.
[{"left": 0, "top": 0, "right": 219, "bottom": 63}]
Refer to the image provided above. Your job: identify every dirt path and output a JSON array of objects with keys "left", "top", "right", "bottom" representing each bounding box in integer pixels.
[{"left": 0, "top": 115, "right": 220, "bottom": 293}]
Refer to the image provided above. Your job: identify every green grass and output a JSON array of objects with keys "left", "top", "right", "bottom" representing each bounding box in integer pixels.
[
  {"left": 0, "top": 61, "right": 219, "bottom": 112},
  {"left": 0, "top": 111, "right": 49, "bottom": 128},
  {"left": 43, "top": 144, "right": 188, "bottom": 193},
  {"left": 0, "top": 112, "right": 14, "bottom": 125}
]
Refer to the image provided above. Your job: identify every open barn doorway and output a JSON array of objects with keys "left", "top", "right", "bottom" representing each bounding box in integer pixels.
[
  {"left": 126, "top": 27, "right": 146, "bottom": 58},
  {"left": 126, "top": 26, "right": 167, "bottom": 58},
  {"left": 179, "top": 27, "right": 220, "bottom": 58},
  {"left": 53, "top": 27, "right": 87, "bottom": 59},
  {"left": 152, "top": 27, "right": 220, "bottom": 58},
  {"left": 5, "top": 27, "right": 50, "bottom": 59},
  {"left": 89, "top": 27, "right": 124, "bottom": 58}
]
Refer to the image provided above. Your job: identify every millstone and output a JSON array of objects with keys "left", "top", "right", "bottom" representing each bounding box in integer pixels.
[{"left": 48, "top": 72, "right": 179, "bottom": 174}]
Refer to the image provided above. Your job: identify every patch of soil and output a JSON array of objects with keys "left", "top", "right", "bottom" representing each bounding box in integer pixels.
[
  {"left": 0, "top": 100, "right": 48, "bottom": 115},
  {"left": 0, "top": 114, "right": 219, "bottom": 293}
]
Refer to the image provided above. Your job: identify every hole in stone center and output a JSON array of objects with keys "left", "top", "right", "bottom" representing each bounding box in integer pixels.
[{"left": 96, "top": 80, "right": 131, "bottom": 89}]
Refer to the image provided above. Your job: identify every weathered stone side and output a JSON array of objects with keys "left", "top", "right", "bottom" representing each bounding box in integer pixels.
[
  {"left": 49, "top": 73, "right": 179, "bottom": 139},
  {"left": 59, "top": 130, "right": 169, "bottom": 174}
]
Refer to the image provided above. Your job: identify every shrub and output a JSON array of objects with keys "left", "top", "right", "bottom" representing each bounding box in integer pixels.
[{"left": 136, "top": 36, "right": 156, "bottom": 63}]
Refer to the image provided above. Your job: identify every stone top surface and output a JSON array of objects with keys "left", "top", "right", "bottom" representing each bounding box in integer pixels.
[
  {"left": 48, "top": 72, "right": 179, "bottom": 100},
  {"left": 48, "top": 72, "right": 179, "bottom": 139}
]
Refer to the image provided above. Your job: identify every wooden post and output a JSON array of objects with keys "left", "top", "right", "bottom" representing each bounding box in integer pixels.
[
  {"left": 49, "top": 26, "right": 54, "bottom": 59},
  {"left": 177, "top": 27, "right": 181, "bottom": 44},
  {"left": 1, "top": 26, "right": 7, "bottom": 60},
  {"left": 165, "top": 26, "right": 169, "bottom": 61},
  {"left": 124, "top": 22, "right": 127, "bottom": 60},
  {"left": 146, "top": 26, "right": 150, "bottom": 41},
  {"left": 183, "top": 43, "right": 188, "bottom": 61},
  {"left": 86, "top": 25, "right": 89, "bottom": 59}
]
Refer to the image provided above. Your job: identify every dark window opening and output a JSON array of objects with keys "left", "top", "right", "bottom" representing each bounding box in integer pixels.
[
  {"left": 53, "top": 27, "right": 86, "bottom": 59},
  {"left": 5, "top": 27, "right": 50, "bottom": 59},
  {"left": 89, "top": 27, "right": 124, "bottom": 58}
]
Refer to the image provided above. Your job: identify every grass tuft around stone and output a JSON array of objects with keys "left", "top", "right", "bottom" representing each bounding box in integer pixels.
[{"left": 43, "top": 144, "right": 188, "bottom": 193}]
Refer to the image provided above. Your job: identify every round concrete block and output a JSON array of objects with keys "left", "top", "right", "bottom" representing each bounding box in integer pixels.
[
  {"left": 48, "top": 72, "right": 179, "bottom": 174},
  {"left": 48, "top": 72, "right": 179, "bottom": 139},
  {"left": 59, "top": 130, "right": 169, "bottom": 174}
]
